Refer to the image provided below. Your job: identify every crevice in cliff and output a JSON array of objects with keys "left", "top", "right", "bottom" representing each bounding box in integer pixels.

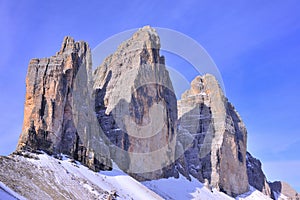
[
  {"left": 39, "top": 59, "right": 50, "bottom": 122},
  {"left": 227, "top": 102, "right": 245, "bottom": 163},
  {"left": 176, "top": 103, "right": 214, "bottom": 184}
]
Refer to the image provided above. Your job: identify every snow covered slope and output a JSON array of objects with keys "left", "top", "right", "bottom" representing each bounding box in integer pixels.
[
  {"left": 143, "top": 175, "right": 272, "bottom": 200},
  {"left": 0, "top": 152, "right": 277, "bottom": 200},
  {"left": 0, "top": 152, "right": 161, "bottom": 200}
]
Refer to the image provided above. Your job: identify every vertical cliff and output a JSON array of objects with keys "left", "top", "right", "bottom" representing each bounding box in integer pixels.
[
  {"left": 94, "top": 26, "right": 178, "bottom": 180},
  {"left": 246, "top": 152, "right": 273, "bottom": 197},
  {"left": 17, "top": 36, "right": 111, "bottom": 171},
  {"left": 177, "top": 75, "right": 249, "bottom": 196}
]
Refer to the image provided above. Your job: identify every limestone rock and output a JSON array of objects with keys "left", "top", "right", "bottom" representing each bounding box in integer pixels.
[
  {"left": 94, "top": 26, "right": 177, "bottom": 180},
  {"left": 17, "top": 36, "right": 112, "bottom": 171},
  {"left": 246, "top": 152, "right": 273, "bottom": 197},
  {"left": 177, "top": 74, "right": 248, "bottom": 196}
]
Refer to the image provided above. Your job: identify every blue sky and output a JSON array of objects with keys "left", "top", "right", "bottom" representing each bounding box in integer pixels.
[{"left": 1, "top": 0, "right": 299, "bottom": 191}]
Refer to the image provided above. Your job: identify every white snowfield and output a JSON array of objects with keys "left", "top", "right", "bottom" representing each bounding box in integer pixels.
[
  {"left": 143, "top": 175, "right": 273, "bottom": 200},
  {"left": 0, "top": 153, "right": 282, "bottom": 200}
]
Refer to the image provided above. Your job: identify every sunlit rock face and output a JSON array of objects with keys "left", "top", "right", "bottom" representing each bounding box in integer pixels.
[
  {"left": 17, "top": 36, "right": 111, "bottom": 171},
  {"left": 94, "top": 26, "right": 178, "bottom": 180},
  {"left": 177, "top": 74, "right": 249, "bottom": 197}
]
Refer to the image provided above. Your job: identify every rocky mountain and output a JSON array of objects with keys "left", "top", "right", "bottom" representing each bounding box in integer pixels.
[
  {"left": 16, "top": 36, "right": 111, "bottom": 171},
  {"left": 0, "top": 26, "right": 298, "bottom": 199},
  {"left": 270, "top": 181, "right": 299, "bottom": 200},
  {"left": 246, "top": 152, "right": 273, "bottom": 197},
  {"left": 93, "top": 26, "right": 177, "bottom": 180},
  {"left": 176, "top": 75, "right": 248, "bottom": 197}
]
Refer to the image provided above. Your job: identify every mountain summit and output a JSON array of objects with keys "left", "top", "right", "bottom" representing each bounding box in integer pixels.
[
  {"left": 94, "top": 25, "right": 177, "bottom": 180},
  {"left": 176, "top": 74, "right": 248, "bottom": 196},
  {"left": 16, "top": 36, "right": 112, "bottom": 171}
]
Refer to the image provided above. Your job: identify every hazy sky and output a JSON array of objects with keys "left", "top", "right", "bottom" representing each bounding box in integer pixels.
[{"left": 1, "top": 0, "right": 299, "bottom": 191}]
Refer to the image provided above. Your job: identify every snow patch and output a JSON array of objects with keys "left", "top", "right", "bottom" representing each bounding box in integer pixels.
[
  {"left": 143, "top": 175, "right": 232, "bottom": 200},
  {"left": 236, "top": 186, "right": 272, "bottom": 200},
  {"left": 273, "top": 191, "right": 289, "bottom": 200},
  {"left": 143, "top": 175, "right": 273, "bottom": 200}
]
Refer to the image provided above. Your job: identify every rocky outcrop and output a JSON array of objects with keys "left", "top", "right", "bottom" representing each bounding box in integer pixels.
[
  {"left": 17, "top": 36, "right": 112, "bottom": 171},
  {"left": 246, "top": 152, "right": 273, "bottom": 197},
  {"left": 246, "top": 152, "right": 300, "bottom": 199},
  {"left": 176, "top": 75, "right": 248, "bottom": 197},
  {"left": 93, "top": 26, "right": 177, "bottom": 180},
  {"left": 270, "top": 181, "right": 299, "bottom": 200}
]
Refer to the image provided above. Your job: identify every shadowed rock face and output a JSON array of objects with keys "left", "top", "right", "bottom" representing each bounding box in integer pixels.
[
  {"left": 176, "top": 75, "right": 249, "bottom": 197},
  {"left": 270, "top": 181, "right": 299, "bottom": 200},
  {"left": 246, "top": 152, "right": 273, "bottom": 197},
  {"left": 17, "top": 36, "right": 111, "bottom": 171},
  {"left": 94, "top": 26, "right": 178, "bottom": 180},
  {"left": 246, "top": 147, "right": 300, "bottom": 200}
]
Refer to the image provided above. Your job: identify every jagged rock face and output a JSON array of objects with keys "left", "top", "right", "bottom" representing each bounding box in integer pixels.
[
  {"left": 270, "top": 181, "right": 299, "bottom": 200},
  {"left": 17, "top": 36, "right": 111, "bottom": 171},
  {"left": 246, "top": 152, "right": 273, "bottom": 198},
  {"left": 94, "top": 26, "right": 177, "bottom": 180},
  {"left": 177, "top": 75, "right": 248, "bottom": 196}
]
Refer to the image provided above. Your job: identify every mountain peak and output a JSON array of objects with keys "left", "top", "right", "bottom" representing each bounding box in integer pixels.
[
  {"left": 177, "top": 74, "right": 248, "bottom": 196},
  {"left": 135, "top": 25, "right": 158, "bottom": 36},
  {"left": 93, "top": 27, "right": 177, "bottom": 180},
  {"left": 59, "top": 36, "right": 75, "bottom": 54},
  {"left": 122, "top": 25, "right": 161, "bottom": 50},
  {"left": 17, "top": 36, "right": 112, "bottom": 171}
]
